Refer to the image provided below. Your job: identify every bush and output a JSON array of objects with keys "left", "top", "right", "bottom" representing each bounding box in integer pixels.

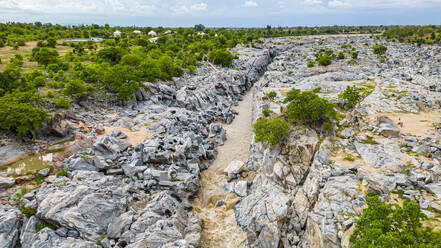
[
  {"left": 283, "top": 89, "right": 337, "bottom": 130},
  {"left": 54, "top": 97, "right": 71, "bottom": 109},
  {"left": 32, "top": 47, "right": 60, "bottom": 66},
  {"left": 64, "top": 80, "right": 93, "bottom": 99},
  {"left": 339, "top": 86, "right": 362, "bottom": 107},
  {"left": 254, "top": 117, "right": 290, "bottom": 146},
  {"left": 262, "top": 108, "right": 273, "bottom": 117},
  {"left": 337, "top": 52, "right": 345, "bottom": 60},
  {"left": 318, "top": 55, "right": 331, "bottom": 66},
  {"left": 56, "top": 168, "right": 68, "bottom": 177},
  {"left": 0, "top": 91, "right": 49, "bottom": 137},
  {"left": 210, "top": 49, "right": 235, "bottom": 67},
  {"left": 352, "top": 51, "right": 359, "bottom": 59},
  {"left": 372, "top": 44, "right": 387, "bottom": 56},
  {"left": 267, "top": 91, "right": 277, "bottom": 100},
  {"left": 350, "top": 195, "right": 441, "bottom": 247},
  {"left": 20, "top": 205, "right": 36, "bottom": 218},
  {"left": 307, "top": 60, "right": 314, "bottom": 68}
]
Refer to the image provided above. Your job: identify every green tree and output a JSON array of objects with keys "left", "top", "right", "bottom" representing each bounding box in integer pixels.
[
  {"left": 0, "top": 91, "right": 49, "bottom": 137},
  {"left": 254, "top": 117, "right": 290, "bottom": 146},
  {"left": 350, "top": 195, "right": 441, "bottom": 247},
  {"left": 32, "top": 47, "right": 60, "bottom": 66},
  {"left": 307, "top": 60, "right": 315, "bottom": 68},
  {"left": 339, "top": 86, "right": 362, "bottom": 107},
  {"left": 372, "top": 44, "right": 387, "bottom": 56},
  {"left": 337, "top": 51, "right": 345, "bottom": 60},
  {"left": 284, "top": 89, "right": 337, "bottom": 130},
  {"left": 209, "top": 49, "right": 236, "bottom": 67},
  {"left": 318, "top": 55, "right": 332, "bottom": 66}
]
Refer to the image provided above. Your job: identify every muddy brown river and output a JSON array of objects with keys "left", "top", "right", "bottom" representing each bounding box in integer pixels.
[{"left": 192, "top": 90, "right": 253, "bottom": 247}]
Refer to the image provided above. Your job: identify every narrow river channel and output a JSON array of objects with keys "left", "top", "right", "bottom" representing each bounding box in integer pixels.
[{"left": 192, "top": 90, "right": 253, "bottom": 247}]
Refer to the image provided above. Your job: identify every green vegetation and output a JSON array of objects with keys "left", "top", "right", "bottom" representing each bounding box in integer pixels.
[
  {"left": 350, "top": 195, "right": 441, "bottom": 247},
  {"left": 0, "top": 23, "right": 266, "bottom": 138},
  {"left": 307, "top": 60, "right": 315, "bottom": 67},
  {"left": 20, "top": 204, "right": 37, "bottom": 218},
  {"left": 0, "top": 90, "right": 49, "bottom": 137},
  {"left": 364, "top": 136, "right": 379, "bottom": 145},
  {"left": 56, "top": 168, "right": 68, "bottom": 177},
  {"left": 337, "top": 51, "right": 345, "bottom": 60},
  {"left": 381, "top": 26, "right": 441, "bottom": 45},
  {"left": 318, "top": 55, "right": 332, "bottom": 66},
  {"left": 372, "top": 44, "right": 387, "bottom": 56},
  {"left": 254, "top": 117, "right": 290, "bottom": 146},
  {"left": 351, "top": 51, "right": 359, "bottom": 59},
  {"left": 35, "top": 221, "right": 57, "bottom": 232},
  {"left": 343, "top": 154, "right": 356, "bottom": 162},
  {"left": 283, "top": 88, "right": 337, "bottom": 131},
  {"left": 339, "top": 86, "right": 363, "bottom": 107},
  {"left": 54, "top": 97, "right": 71, "bottom": 109},
  {"left": 267, "top": 91, "right": 277, "bottom": 100},
  {"left": 262, "top": 108, "right": 273, "bottom": 117}
]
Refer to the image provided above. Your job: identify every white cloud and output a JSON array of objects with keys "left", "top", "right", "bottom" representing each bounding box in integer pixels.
[
  {"left": 328, "top": 0, "right": 346, "bottom": 7},
  {"left": 304, "top": 0, "right": 322, "bottom": 5},
  {"left": 191, "top": 2, "right": 208, "bottom": 11},
  {"left": 242, "top": 1, "right": 258, "bottom": 7}
]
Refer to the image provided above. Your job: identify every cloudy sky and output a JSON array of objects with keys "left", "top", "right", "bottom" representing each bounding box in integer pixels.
[{"left": 1, "top": 0, "right": 440, "bottom": 27}]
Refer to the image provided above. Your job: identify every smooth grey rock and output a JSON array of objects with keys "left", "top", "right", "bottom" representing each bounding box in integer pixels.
[
  {"left": 224, "top": 160, "right": 246, "bottom": 177},
  {"left": 37, "top": 168, "right": 51, "bottom": 177},
  {"left": 0, "top": 177, "right": 15, "bottom": 189},
  {"left": 0, "top": 207, "right": 22, "bottom": 248},
  {"left": 234, "top": 181, "right": 248, "bottom": 197}
]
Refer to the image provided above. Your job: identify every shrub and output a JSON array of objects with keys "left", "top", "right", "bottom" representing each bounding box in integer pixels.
[
  {"left": 46, "top": 63, "right": 60, "bottom": 74},
  {"left": 20, "top": 205, "right": 36, "bottom": 218},
  {"left": 54, "top": 97, "right": 71, "bottom": 109},
  {"left": 307, "top": 60, "right": 314, "bottom": 68},
  {"left": 254, "top": 117, "right": 290, "bottom": 146},
  {"left": 56, "top": 168, "right": 68, "bottom": 177},
  {"left": 32, "top": 47, "right": 60, "bottom": 66},
  {"left": 318, "top": 55, "right": 331, "bottom": 66},
  {"left": 352, "top": 51, "right": 359, "bottom": 59},
  {"left": 339, "top": 86, "right": 362, "bottom": 107},
  {"left": 46, "top": 90, "right": 54, "bottom": 98},
  {"left": 372, "top": 44, "right": 387, "bottom": 56},
  {"left": 64, "top": 80, "right": 93, "bottom": 99},
  {"left": 350, "top": 195, "right": 441, "bottom": 247},
  {"left": 9, "top": 54, "right": 24, "bottom": 66},
  {"left": 267, "top": 91, "right": 277, "bottom": 100},
  {"left": 210, "top": 49, "right": 235, "bottom": 67},
  {"left": 0, "top": 91, "right": 49, "bottom": 137},
  {"left": 283, "top": 89, "right": 337, "bottom": 130},
  {"left": 337, "top": 52, "right": 345, "bottom": 60},
  {"left": 262, "top": 108, "right": 273, "bottom": 117}
]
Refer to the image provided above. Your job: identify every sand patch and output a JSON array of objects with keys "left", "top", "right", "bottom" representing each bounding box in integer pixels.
[
  {"left": 382, "top": 111, "right": 440, "bottom": 138},
  {"left": 99, "top": 126, "right": 149, "bottom": 146}
]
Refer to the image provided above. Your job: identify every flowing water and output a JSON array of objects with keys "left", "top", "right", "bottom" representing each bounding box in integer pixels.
[{"left": 192, "top": 90, "right": 253, "bottom": 247}]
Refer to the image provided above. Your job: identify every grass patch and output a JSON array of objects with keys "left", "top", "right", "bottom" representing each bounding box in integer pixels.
[
  {"left": 35, "top": 221, "right": 57, "bottom": 232},
  {"left": 364, "top": 136, "right": 379, "bottom": 145}
]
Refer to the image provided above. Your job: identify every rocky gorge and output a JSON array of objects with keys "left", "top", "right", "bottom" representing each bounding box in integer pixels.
[{"left": 1, "top": 34, "right": 441, "bottom": 248}]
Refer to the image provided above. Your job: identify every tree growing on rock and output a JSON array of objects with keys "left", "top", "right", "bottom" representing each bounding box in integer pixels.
[
  {"left": 254, "top": 117, "right": 290, "bottom": 146},
  {"left": 350, "top": 195, "right": 441, "bottom": 247},
  {"left": 372, "top": 44, "right": 387, "bottom": 56},
  {"left": 339, "top": 86, "right": 362, "bottom": 107},
  {"left": 283, "top": 88, "right": 337, "bottom": 131}
]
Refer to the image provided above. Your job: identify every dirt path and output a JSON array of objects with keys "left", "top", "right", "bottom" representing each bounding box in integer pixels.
[{"left": 192, "top": 90, "right": 253, "bottom": 248}]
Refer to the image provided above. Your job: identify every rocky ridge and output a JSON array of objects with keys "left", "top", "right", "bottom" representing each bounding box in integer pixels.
[
  {"left": 233, "top": 35, "right": 441, "bottom": 247},
  {"left": 0, "top": 47, "right": 275, "bottom": 248}
]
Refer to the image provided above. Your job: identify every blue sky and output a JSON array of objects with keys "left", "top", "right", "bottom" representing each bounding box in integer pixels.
[{"left": 1, "top": 0, "right": 440, "bottom": 27}]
